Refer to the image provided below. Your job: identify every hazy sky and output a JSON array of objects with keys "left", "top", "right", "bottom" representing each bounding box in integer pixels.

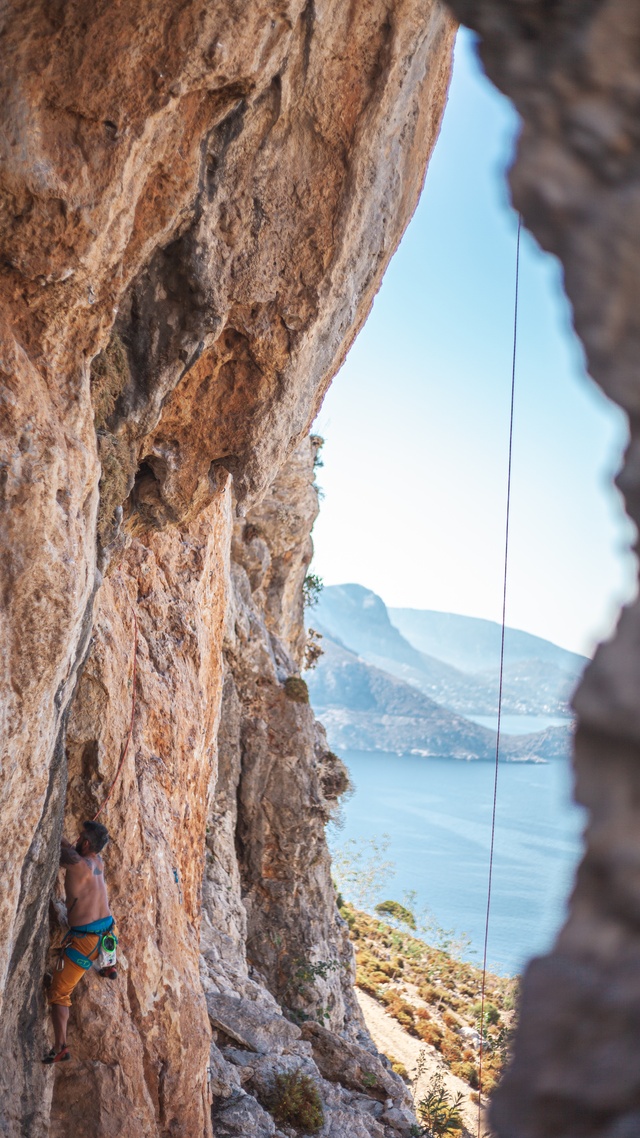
[{"left": 311, "top": 29, "right": 637, "bottom": 658}]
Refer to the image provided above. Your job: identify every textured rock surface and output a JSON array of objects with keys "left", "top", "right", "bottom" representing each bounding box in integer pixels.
[
  {"left": 440, "top": 3, "right": 640, "bottom": 1136},
  {"left": 0, "top": 2, "right": 455, "bottom": 1133},
  {"left": 196, "top": 439, "right": 415, "bottom": 1136},
  {"left": 49, "top": 489, "right": 231, "bottom": 1138}
]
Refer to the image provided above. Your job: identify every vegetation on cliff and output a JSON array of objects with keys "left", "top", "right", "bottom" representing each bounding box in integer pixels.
[{"left": 263, "top": 1070, "right": 325, "bottom": 1134}]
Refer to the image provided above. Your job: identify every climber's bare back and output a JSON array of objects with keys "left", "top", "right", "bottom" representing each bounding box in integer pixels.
[{"left": 61, "top": 838, "right": 111, "bottom": 927}]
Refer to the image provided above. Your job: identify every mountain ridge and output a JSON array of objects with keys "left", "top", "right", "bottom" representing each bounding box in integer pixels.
[
  {"left": 389, "top": 605, "right": 586, "bottom": 675},
  {"left": 307, "top": 629, "right": 573, "bottom": 762},
  {"left": 312, "top": 584, "right": 585, "bottom": 718}
]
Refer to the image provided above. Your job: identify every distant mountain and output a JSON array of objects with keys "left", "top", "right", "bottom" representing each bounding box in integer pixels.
[
  {"left": 312, "top": 584, "right": 585, "bottom": 717},
  {"left": 307, "top": 634, "right": 572, "bottom": 762},
  {"left": 389, "top": 606, "right": 586, "bottom": 677}
]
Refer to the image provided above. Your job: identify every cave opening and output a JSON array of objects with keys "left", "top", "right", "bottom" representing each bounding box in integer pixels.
[{"left": 310, "top": 25, "right": 636, "bottom": 978}]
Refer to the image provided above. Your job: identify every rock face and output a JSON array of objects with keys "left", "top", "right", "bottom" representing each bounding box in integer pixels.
[
  {"left": 200, "top": 442, "right": 415, "bottom": 1135},
  {"left": 0, "top": 2, "right": 454, "bottom": 1135},
  {"left": 53, "top": 440, "right": 416, "bottom": 1138},
  {"left": 441, "top": 3, "right": 640, "bottom": 1136},
  {"left": 50, "top": 492, "right": 231, "bottom": 1138},
  {"left": 10, "top": 1, "right": 640, "bottom": 1136}
]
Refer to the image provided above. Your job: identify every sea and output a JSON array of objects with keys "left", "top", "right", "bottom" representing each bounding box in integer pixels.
[{"left": 330, "top": 720, "right": 584, "bottom": 977}]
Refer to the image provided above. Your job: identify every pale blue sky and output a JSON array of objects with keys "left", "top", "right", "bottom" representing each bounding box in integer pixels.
[{"left": 312, "top": 28, "right": 637, "bottom": 658}]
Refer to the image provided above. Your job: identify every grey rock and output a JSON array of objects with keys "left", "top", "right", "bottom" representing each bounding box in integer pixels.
[
  {"left": 212, "top": 1090, "right": 276, "bottom": 1138},
  {"left": 382, "top": 1104, "right": 417, "bottom": 1130},
  {"left": 209, "top": 1040, "right": 242, "bottom": 1097},
  {"left": 207, "top": 994, "right": 300, "bottom": 1055},
  {"left": 300, "top": 1020, "right": 405, "bottom": 1104}
]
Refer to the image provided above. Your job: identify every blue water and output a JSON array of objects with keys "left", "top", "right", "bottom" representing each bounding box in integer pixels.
[{"left": 331, "top": 749, "right": 585, "bottom": 976}]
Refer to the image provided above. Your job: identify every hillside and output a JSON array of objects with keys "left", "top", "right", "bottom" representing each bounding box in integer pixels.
[
  {"left": 343, "top": 902, "right": 517, "bottom": 1099},
  {"left": 389, "top": 607, "right": 586, "bottom": 675},
  {"left": 307, "top": 634, "right": 572, "bottom": 761},
  {"left": 313, "top": 585, "right": 585, "bottom": 718}
]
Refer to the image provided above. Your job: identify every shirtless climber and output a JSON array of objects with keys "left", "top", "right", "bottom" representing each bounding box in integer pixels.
[{"left": 43, "top": 821, "right": 117, "bottom": 1064}]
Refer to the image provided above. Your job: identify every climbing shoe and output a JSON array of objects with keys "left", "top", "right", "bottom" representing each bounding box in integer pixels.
[
  {"left": 98, "top": 966, "right": 117, "bottom": 979},
  {"left": 43, "top": 1046, "right": 71, "bottom": 1064}
]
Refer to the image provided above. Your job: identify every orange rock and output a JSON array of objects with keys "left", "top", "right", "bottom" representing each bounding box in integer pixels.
[{"left": 0, "top": 2, "right": 454, "bottom": 1133}]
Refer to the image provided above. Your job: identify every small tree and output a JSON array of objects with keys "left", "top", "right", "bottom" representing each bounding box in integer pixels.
[
  {"left": 303, "top": 573, "right": 323, "bottom": 608},
  {"left": 266, "top": 1070, "right": 324, "bottom": 1134},
  {"left": 304, "top": 627, "right": 324, "bottom": 670},
  {"left": 415, "top": 1071, "right": 463, "bottom": 1137},
  {"left": 310, "top": 434, "right": 325, "bottom": 469},
  {"left": 329, "top": 835, "right": 395, "bottom": 912}
]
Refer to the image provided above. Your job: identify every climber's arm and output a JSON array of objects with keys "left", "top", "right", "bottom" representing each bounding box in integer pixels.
[{"left": 60, "top": 838, "right": 82, "bottom": 866}]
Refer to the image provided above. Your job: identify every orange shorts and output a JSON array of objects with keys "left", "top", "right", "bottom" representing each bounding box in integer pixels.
[{"left": 48, "top": 923, "right": 116, "bottom": 1007}]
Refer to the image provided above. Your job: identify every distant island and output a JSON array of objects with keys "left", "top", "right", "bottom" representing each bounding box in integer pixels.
[{"left": 306, "top": 584, "right": 584, "bottom": 762}]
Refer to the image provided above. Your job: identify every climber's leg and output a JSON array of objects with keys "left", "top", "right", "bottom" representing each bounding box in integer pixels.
[
  {"left": 43, "top": 934, "right": 98, "bottom": 1061},
  {"left": 50, "top": 1004, "right": 69, "bottom": 1053}
]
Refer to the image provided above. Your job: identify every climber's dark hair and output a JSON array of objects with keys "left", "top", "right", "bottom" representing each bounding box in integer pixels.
[{"left": 82, "top": 820, "right": 109, "bottom": 853}]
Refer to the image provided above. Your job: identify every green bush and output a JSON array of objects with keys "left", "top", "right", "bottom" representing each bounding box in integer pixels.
[
  {"left": 284, "top": 677, "right": 310, "bottom": 703},
  {"left": 415, "top": 1071, "right": 463, "bottom": 1137},
  {"left": 473, "top": 1000, "right": 500, "bottom": 1029},
  {"left": 267, "top": 1070, "right": 324, "bottom": 1134},
  {"left": 485, "top": 1003, "right": 500, "bottom": 1026},
  {"left": 375, "top": 900, "right": 416, "bottom": 930}
]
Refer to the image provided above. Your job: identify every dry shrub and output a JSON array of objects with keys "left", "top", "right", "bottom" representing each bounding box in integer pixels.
[
  {"left": 267, "top": 1070, "right": 324, "bottom": 1134},
  {"left": 451, "top": 1060, "right": 478, "bottom": 1089},
  {"left": 396, "top": 1008, "right": 415, "bottom": 1031},
  {"left": 440, "top": 1037, "right": 463, "bottom": 1065},
  {"left": 376, "top": 960, "right": 395, "bottom": 978},
  {"left": 418, "top": 1022, "right": 443, "bottom": 1049},
  {"left": 356, "top": 974, "right": 380, "bottom": 998},
  {"left": 387, "top": 1055, "right": 409, "bottom": 1081},
  {"left": 379, "top": 989, "right": 399, "bottom": 1006},
  {"left": 371, "top": 969, "right": 393, "bottom": 986}
]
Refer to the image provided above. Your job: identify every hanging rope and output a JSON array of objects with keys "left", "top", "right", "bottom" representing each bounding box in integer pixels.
[
  {"left": 92, "top": 604, "right": 138, "bottom": 821},
  {"left": 476, "top": 213, "right": 521, "bottom": 1138}
]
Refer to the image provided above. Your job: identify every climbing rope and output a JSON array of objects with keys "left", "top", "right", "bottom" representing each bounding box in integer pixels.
[
  {"left": 476, "top": 213, "right": 522, "bottom": 1138},
  {"left": 92, "top": 603, "right": 138, "bottom": 821}
]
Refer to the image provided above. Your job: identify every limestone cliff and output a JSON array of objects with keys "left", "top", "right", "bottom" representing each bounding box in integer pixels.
[
  {"left": 0, "top": 3, "right": 455, "bottom": 1136},
  {"left": 53, "top": 440, "right": 415, "bottom": 1138},
  {"left": 202, "top": 438, "right": 416, "bottom": 1136}
]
